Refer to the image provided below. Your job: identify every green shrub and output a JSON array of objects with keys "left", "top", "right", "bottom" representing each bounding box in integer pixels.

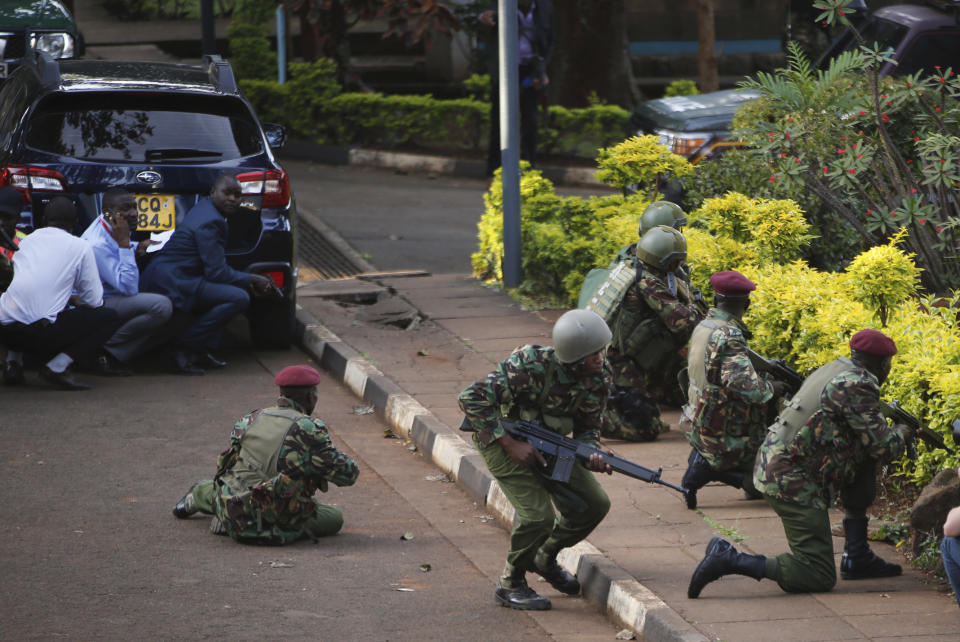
[
  {"left": 471, "top": 163, "right": 647, "bottom": 305},
  {"left": 664, "top": 79, "right": 699, "bottom": 97},
  {"left": 228, "top": 20, "right": 277, "bottom": 82}
]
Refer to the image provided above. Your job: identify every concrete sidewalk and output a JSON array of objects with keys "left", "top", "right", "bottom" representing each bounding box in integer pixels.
[{"left": 294, "top": 272, "right": 960, "bottom": 641}]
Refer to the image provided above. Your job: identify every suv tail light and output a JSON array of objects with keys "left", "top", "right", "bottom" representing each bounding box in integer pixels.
[
  {"left": 236, "top": 169, "right": 290, "bottom": 209},
  {"left": 0, "top": 165, "right": 67, "bottom": 201},
  {"left": 264, "top": 270, "right": 284, "bottom": 289}
]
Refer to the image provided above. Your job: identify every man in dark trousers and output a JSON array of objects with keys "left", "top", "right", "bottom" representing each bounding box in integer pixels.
[
  {"left": 480, "top": 0, "right": 555, "bottom": 176},
  {"left": 141, "top": 173, "right": 273, "bottom": 374},
  {"left": 0, "top": 197, "right": 122, "bottom": 390}
]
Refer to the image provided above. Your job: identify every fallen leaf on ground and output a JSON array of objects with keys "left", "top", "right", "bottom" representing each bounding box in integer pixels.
[
  {"left": 396, "top": 587, "right": 414, "bottom": 592},
  {"left": 615, "top": 629, "right": 635, "bottom": 640},
  {"left": 269, "top": 561, "right": 294, "bottom": 568},
  {"left": 424, "top": 473, "right": 451, "bottom": 482},
  {"left": 417, "top": 349, "right": 429, "bottom": 356},
  {"left": 401, "top": 532, "right": 415, "bottom": 541},
  {"left": 352, "top": 405, "right": 375, "bottom": 415},
  {"left": 419, "top": 563, "right": 431, "bottom": 572}
]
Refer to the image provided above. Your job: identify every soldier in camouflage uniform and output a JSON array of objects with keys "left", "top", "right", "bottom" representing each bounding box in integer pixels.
[
  {"left": 603, "top": 217, "right": 705, "bottom": 442},
  {"left": 688, "top": 329, "right": 912, "bottom": 598},
  {"left": 680, "top": 271, "right": 788, "bottom": 510},
  {"left": 172, "top": 365, "right": 359, "bottom": 544},
  {"left": 459, "top": 309, "right": 615, "bottom": 611}
]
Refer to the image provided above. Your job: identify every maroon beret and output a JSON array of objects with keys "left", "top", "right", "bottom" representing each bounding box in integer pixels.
[
  {"left": 275, "top": 365, "right": 322, "bottom": 387},
  {"left": 709, "top": 270, "right": 756, "bottom": 296},
  {"left": 849, "top": 329, "right": 897, "bottom": 357}
]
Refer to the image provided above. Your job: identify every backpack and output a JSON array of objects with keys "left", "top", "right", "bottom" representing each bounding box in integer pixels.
[{"left": 578, "top": 258, "right": 639, "bottom": 323}]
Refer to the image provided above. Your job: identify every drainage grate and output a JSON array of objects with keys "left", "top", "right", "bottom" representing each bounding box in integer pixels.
[{"left": 296, "top": 215, "right": 367, "bottom": 280}]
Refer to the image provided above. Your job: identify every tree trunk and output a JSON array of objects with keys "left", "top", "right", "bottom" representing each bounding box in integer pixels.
[
  {"left": 697, "top": 0, "right": 718, "bottom": 93},
  {"left": 549, "top": 0, "right": 640, "bottom": 109}
]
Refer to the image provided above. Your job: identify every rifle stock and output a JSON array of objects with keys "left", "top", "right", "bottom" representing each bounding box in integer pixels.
[
  {"left": 746, "top": 348, "right": 804, "bottom": 395},
  {"left": 501, "top": 420, "right": 688, "bottom": 496}
]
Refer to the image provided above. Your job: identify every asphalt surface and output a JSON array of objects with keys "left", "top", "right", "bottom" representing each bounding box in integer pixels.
[{"left": 0, "top": 335, "right": 618, "bottom": 640}]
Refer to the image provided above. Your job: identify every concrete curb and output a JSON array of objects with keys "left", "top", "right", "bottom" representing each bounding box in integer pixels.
[
  {"left": 279, "top": 139, "right": 605, "bottom": 188},
  {"left": 295, "top": 304, "right": 707, "bottom": 642}
]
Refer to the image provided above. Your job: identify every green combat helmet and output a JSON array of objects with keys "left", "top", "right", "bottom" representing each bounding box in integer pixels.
[
  {"left": 639, "top": 200, "right": 687, "bottom": 237},
  {"left": 552, "top": 309, "right": 612, "bottom": 363},
  {"left": 635, "top": 225, "right": 687, "bottom": 271}
]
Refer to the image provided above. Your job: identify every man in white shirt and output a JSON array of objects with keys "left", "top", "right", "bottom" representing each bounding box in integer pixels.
[
  {"left": 0, "top": 196, "right": 122, "bottom": 390},
  {"left": 81, "top": 188, "right": 172, "bottom": 375}
]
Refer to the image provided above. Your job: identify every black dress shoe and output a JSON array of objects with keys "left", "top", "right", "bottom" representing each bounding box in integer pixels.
[
  {"left": 171, "top": 350, "right": 204, "bottom": 376},
  {"left": 39, "top": 365, "right": 92, "bottom": 391},
  {"left": 94, "top": 352, "right": 133, "bottom": 377},
  {"left": 3, "top": 361, "right": 25, "bottom": 386},
  {"left": 195, "top": 352, "right": 226, "bottom": 369}
]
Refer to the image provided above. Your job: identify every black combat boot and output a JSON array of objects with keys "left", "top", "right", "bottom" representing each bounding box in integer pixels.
[
  {"left": 688, "top": 536, "right": 767, "bottom": 598},
  {"left": 494, "top": 569, "right": 552, "bottom": 610},
  {"left": 681, "top": 448, "right": 713, "bottom": 510},
  {"left": 172, "top": 484, "right": 199, "bottom": 518},
  {"left": 534, "top": 550, "right": 580, "bottom": 595},
  {"left": 840, "top": 517, "right": 902, "bottom": 580}
]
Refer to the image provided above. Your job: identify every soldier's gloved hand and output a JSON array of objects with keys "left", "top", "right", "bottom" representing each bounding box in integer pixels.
[{"left": 499, "top": 433, "right": 548, "bottom": 469}]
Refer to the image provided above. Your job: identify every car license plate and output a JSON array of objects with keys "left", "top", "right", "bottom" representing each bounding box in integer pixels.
[
  {"left": 0, "top": 62, "right": 7, "bottom": 78},
  {"left": 134, "top": 194, "right": 175, "bottom": 232}
]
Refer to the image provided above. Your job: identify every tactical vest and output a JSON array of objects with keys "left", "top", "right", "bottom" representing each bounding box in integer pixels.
[
  {"left": 583, "top": 258, "right": 639, "bottom": 324},
  {"left": 611, "top": 270, "right": 691, "bottom": 373},
  {"left": 767, "top": 357, "right": 855, "bottom": 444},
  {"left": 501, "top": 359, "right": 579, "bottom": 435},
  {"left": 218, "top": 407, "right": 302, "bottom": 495},
  {"left": 684, "top": 318, "right": 725, "bottom": 414}
]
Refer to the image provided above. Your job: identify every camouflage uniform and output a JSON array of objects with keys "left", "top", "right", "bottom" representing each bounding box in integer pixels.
[
  {"left": 459, "top": 344, "right": 611, "bottom": 583},
  {"left": 604, "top": 244, "right": 704, "bottom": 441},
  {"left": 187, "top": 397, "right": 359, "bottom": 545},
  {"left": 686, "top": 308, "right": 774, "bottom": 473},
  {"left": 752, "top": 357, "right": 909, "bottom": 592}
]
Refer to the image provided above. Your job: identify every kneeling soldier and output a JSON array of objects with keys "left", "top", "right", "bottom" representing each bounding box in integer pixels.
[
  {"left": 681, "top": 270, "right": 787, "bottom": 509},
  {"left": 688, "top": 329, "right": 913, "bottom": 597},
  {"left": 172, "top": 365, "right": 359, "bottom": 544},
  {"left": 459, "top": 309, "right": 614, "bottom": 610}
]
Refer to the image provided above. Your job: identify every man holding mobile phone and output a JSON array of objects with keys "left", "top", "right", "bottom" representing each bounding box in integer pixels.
[{"left": 80, "top": 187, "right": 173, "bottom": 375}]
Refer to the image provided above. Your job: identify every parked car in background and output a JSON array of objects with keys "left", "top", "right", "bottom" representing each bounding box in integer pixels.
[
  {"left": 630, "top": 1, "right": 960, "bottom": 163},
  {"left": 0, "top": 52, "right": 297, "bottom": 348},
  {"left": 0, "top": 0, "right": 83, "bottom": 79}
]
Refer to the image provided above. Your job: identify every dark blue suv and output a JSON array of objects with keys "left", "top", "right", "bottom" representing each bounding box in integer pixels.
[{"left": 0, "top": 52, "right": 297, "bottom": 348}]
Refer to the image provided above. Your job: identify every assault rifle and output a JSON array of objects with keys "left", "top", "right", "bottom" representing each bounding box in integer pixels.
[
  {"left": 746, "top": 348, "right": 805, "bottom": 396},
  {"left": 501, "top": 420, "right": 688, "bottom": 497},
  {"left": 881, "top": 400, "right": 959, "bottom": 459}
]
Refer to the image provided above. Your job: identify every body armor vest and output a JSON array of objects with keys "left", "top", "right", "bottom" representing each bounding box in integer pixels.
[
  {"left": 219, "top": 407, "right": 301, "bottom": 494},
  {"left": 685, "top": 318, "right": 725, "bottom": 412},
  {"left": 768, "top": 357, "right": 855, "bottom": 444}
]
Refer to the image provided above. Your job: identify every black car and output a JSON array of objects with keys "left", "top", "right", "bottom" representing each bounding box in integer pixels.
[
  {"left": 0, "top": 0, "right": 84, "bottom": 79},
  {"left": 0, "top": 52, "right": 297, "bottom": 348}
]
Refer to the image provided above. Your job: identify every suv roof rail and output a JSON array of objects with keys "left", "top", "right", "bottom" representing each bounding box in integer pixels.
[
  {"left": 22, "top": 46, "right": 61, "bottom": 89},
  {"left": 203, "top": 55, "right": 238, "bottom": 94}
]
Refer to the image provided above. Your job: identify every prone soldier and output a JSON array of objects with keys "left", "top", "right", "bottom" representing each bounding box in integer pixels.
[
  {"left": 681, "top": 271, "right": 788, "bottom": 509},
  {"left": 458, "top": 309, "right": 614, "bottom": 611},
  {"left": 602, "top": 215, "right": 705, "bottom": 442},
  {"left": 172, "top": 365, "right": 359, "bottom": 544},
  {"left": 688, "top": 329, "right": 913, "bottom": 598}
]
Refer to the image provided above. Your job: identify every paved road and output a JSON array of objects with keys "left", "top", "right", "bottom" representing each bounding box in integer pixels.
[
  {"left": 0, "top": 331, "right": 619, "bottom": 640},
  {"left": 283, "top": 159, "right": 612, "bottom": 275}
]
